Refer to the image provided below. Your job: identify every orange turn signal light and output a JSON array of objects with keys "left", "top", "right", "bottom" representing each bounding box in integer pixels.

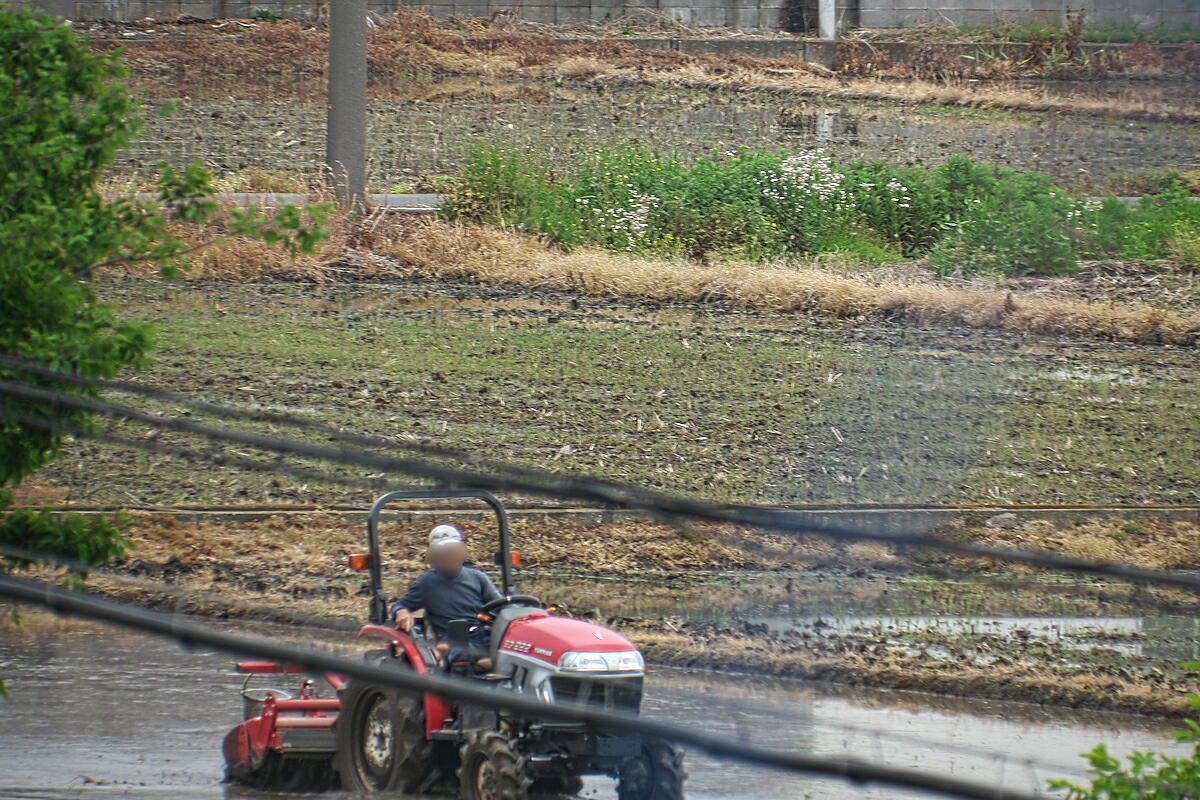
[
  {"left": 347, "top": 553, "right": 372, "bottom": 571},
  {"left": 510, "top": 550, "right": 522, "bottom": 568}
]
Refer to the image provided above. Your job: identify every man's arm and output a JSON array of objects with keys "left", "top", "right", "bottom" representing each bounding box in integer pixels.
[
  {"left": 391, "top": 575, "right": 425, "bottom": 630},
  {"left": 478, "top": 570, "right": 502, "bottom": 605}
]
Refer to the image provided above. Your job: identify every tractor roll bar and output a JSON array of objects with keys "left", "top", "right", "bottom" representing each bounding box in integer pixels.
[{"left": 365, "top": 488, "right": 515, "bottom": 625}]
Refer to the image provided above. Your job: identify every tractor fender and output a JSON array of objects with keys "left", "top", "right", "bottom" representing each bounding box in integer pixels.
[{"left": 356, "top": 624, "right": 454, "bottom": 738}]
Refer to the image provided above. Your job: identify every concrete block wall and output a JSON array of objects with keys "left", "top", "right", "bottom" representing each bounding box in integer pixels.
[
  {"left": 382, "top": 0, "right": 787, "bottom": 27},
  {"left": 856, "top": 0, "right": 1200, "bottom": 30},
  {"left": 10, "top": 0, "right": 1200, "bottom": 30}
]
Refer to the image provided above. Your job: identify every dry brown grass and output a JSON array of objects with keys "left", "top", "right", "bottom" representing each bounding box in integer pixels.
[
  {"left": 634, "top": 627, "right": 1192, "bottom": 717},
  {"left": 88, "top": 13, "right": 1200, "bottom": 119},
  {"left": 613, "top": 64, "right": 1200, "bottom": 122},
  {"left": 122, "top": 512, "right": 776, "bottom": 574},
  {"left": 111, "top": 212, "right": 1200, "bottom": 346},
  {"left": 555, "top": 55, "right": 610, "bottom": 78},
  {"left": 959, "top": 517, "right": 1200, "bottom": 571},
  {"left": 210, "top": 168, "right": 315, "bottom": 194},
  {"left": 380, "top": 220, "right": 1200, "bottom": 345}
]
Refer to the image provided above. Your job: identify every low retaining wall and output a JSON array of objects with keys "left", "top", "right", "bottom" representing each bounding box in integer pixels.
[
  {"left": 21, "top": 503, "right": 1200, "bottom": 537},
  {"left": 11, "top": 0, "right": 1200, "bottom": 33},
  {"left": 585, "top": 36, "right": 1193, "bottom": 67}
]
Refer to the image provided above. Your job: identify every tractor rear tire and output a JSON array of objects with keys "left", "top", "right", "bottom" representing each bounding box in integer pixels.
[
  {"left": 617, "top": 738, "right": 685, "bottom": 800},
  {"left": 458, "top": 730, "right": 532, "bottom": 800},
  {"left": 334, "top": 679, "right": 431, "bottom": 793}
]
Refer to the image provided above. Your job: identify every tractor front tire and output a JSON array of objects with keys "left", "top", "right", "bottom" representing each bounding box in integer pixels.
[
  {"left": 617, "top": 738, "right": 685, "bottom": 800},
  {"left": 334, "top": 680, "right": 431, "bottom": 793},
  {"left": 458, "top": 730, "right": 531, "bottom": 800}
]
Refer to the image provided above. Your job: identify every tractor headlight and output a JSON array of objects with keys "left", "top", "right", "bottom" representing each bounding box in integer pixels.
[
  {"left": 558, "top": 651, "right": 609, "bottom": 672},
  {"left": 607, "top": 651, "right": 645, "bottom": 672},
  {"left": 559, "top": 650, "right": 644, "bottom": 673}
]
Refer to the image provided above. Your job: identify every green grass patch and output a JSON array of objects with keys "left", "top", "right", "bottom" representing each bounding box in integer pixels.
[
  {"left": 962, "top": 366, "right": 1200, "bottom": 503},
  {"left": 32, "top": 282, "right": 1200, "bottom": 507},
  {"left": 80, "top": 285, "right": 844, "bottom": 504},
  {"left": 442, "top": 143, "right": 1200, "bottom": 277}
]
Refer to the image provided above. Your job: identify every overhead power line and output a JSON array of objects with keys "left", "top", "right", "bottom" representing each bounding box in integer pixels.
[
  {"left": 0, "top": 350, "right": 539, "bottom": 472},
  {"left": 0, "top": 401, "right": 390, "bottom": 493},
  {"left": 0, "top": 547, "right": 1100, "bottom": 785},
  {"left": 8, "top": 403, "right": 1196, "bottom": 619},
  {"left": 0, "top": 571, "right": 1040, "bottom": 800},
  {"left": 3, "top": 366, "right": 1200, "bottom": 593}
]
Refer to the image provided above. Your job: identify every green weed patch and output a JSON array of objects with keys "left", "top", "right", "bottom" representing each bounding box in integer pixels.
[{"left": 443, "top": 143, "right": 1200, "bottom": 277}]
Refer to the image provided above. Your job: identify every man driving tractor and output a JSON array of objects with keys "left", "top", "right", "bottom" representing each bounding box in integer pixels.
[{"left": 391, "top": 524, "right": 501, "bottom": 663}]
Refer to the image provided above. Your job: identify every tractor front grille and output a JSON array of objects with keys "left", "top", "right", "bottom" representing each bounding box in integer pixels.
[{"left": 550, "top": 675, "right": 643, "bottom": 713}]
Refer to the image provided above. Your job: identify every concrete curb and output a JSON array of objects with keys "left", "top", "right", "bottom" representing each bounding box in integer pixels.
[
  {"left": 14, "top": 503, "right": 1200, "bottom": 537},
  {"left": 583, "top": 37, "right": 1197, "bottom": 68},
  {"left": 100, "top": 29, "right": 1197, "bottom": 70},
  {"left": 133, "top": 192, "right": 443, "bottom": 213}
]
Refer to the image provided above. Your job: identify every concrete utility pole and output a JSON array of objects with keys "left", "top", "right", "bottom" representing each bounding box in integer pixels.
[
  {"left": 818, "top": 0, "right": 837, "bottom": 41},
  {"left": 327, "top": 0, "right": 368, "bottom": 210}
]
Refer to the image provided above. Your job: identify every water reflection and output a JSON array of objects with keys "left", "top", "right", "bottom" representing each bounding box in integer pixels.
[
  {"left": 0, "top": 620, "right": 1189, "bottom": 800},
  {"left": 119, "top": 91, "right": 1200, "bottom": 191}
]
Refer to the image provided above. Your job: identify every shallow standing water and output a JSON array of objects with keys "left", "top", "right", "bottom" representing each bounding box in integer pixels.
[
  {"left": 0, "top": 620, "right": 1188, "bottom": 799},
  {"left": 116, "top": 87, "right": 1200, "bottom": 190}
]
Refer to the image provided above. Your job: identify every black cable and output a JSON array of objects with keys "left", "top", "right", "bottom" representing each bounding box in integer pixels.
[
  {"left": 8, "top": 407, "right": 1196, "bottom": 617},
  {"left": 0, "top": 402, "right": 389, "bottom": 494},
  {"left": 4, "top": 372, "right": 1200, "bottom": 593},
  {"left": 0, "top": 571, "right": 1039, "bottom": 800},
  {"left": 0, "top": 541, "right": 1100, "bottom": 780},
  {"left": 6, "top": 540, "right": 1189, "bottom": 793},
  {"left": 0, "top": 541, "right": 363, "bottom": 632}
]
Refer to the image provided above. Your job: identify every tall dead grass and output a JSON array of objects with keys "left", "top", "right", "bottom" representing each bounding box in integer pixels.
[
  {"left": 957, "top": 518, "right": 1200, "bottom": 571},
  {"left": 612, "top": 65, "right": 1200, "bottom": 122},
  {"left": 88, "top": 15, "right": 1198, "bottom": 119},
  {"left": 379, "top": 221, "right": 1200, "bottom": 345},
  {"left": 115, "top": 211, "right": 1199, "bottom": 346}
]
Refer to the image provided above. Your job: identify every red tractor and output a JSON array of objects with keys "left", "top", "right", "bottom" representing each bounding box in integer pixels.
[{"left": 223, "top": 489, "right": 685, "bottom": 800}]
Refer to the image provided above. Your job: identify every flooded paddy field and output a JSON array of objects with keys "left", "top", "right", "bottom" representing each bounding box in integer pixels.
[
  {"left": 116, "top": 84, "right": 1200, "bottom": 190},
  {"left": 522, "top": 568, "right": 1200, "bottom": 713},
  {"left": 44, "top": 508, "right": 1200, "bottom": 719},
  {"left": 0, "top": 619, "right": 1189, "bottom": 799}
]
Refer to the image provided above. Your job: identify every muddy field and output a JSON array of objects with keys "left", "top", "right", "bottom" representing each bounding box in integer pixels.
[
  {"left": 32, "top": 278, "right": 1200, "bottom": 507},
  {"left": 87, "top": 20, "right": 1200, "bottom": 190},
  {"left": 2, "top": 618, "right": 1190, "bottom": 800},
  {"left": 116, "top": 82, "right": 1200, "bottom": 192},
  {"left": 35, "top": 510, "right": 1200, "bottom": 717}
]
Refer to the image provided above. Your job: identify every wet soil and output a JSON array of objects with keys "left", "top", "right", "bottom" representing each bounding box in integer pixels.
[
  {"left": 111, "top": 86, "right": 1200, "bottom": 192},
  {"left": 33, "top": 278, "right": 1200, "bottom": 507},
  {"left": 84, "top": 22, "right": 1200, "bottom": 191},
  {"left": 30, "top": 508, "right": 1200, "bottom": 717},
  {"left": 0, "top": 618, "right": 1190, "bottom": 799}
]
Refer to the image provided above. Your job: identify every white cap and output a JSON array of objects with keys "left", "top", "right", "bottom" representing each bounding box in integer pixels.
[{"left": 429, "top": 524, "right": 465, "bottom": 550}]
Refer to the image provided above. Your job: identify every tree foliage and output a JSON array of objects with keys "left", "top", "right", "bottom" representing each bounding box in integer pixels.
[
  {"left": 1051, "top": 728, "right": 1200, "bottom": 799},
  {"left": 1053, "top": 675, "right": 1200, "bottom": 798},
  {"left": 0, "top": 8, "right": 326, "bottom": 572}
]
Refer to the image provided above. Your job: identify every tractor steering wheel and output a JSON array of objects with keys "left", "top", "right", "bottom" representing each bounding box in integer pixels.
[{"left": 480, "top": 594, "right": 541, "bottom": 615}]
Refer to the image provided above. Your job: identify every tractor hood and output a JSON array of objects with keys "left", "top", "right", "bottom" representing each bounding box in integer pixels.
[{"left": 500, "top": 613, "right": 641, "bottom": 670}]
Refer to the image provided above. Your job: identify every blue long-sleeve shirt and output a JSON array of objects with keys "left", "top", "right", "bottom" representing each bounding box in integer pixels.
[{"left": 390, "top": 566, "right": 502, "bottom": 639}]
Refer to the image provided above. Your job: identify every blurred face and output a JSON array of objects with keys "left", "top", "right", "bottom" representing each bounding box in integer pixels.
[{"left": 428, "top": 542, "right": 467, "bottom": 575}]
